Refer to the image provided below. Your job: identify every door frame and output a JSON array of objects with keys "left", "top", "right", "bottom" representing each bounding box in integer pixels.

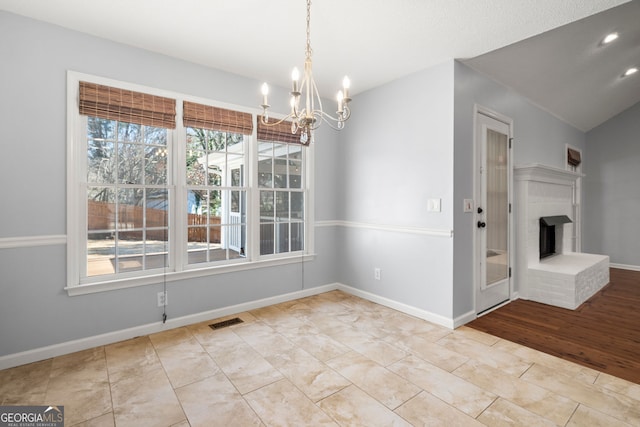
[{"left": 473, "top": 104, "right": 515, "bottom": 316}]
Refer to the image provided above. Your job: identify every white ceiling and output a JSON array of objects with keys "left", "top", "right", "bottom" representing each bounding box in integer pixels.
[{"left": 1, "top": 0, "right": 637, "bottom": 131}]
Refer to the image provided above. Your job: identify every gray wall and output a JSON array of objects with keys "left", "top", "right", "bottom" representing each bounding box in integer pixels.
[
  {"left": 584, "top": 102, "right": 640, "bottom": 266},
  {"left": 0, "top": 11, "right": 339, "bottom": 357},
  {"left": 452, "top": 61, "right": 586, "bottom": 317},
  {"left": 336, "top": 61, "right": 456, "bottom": 319}
]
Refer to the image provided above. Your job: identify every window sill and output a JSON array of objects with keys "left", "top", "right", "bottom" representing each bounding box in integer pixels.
[{"left": 65, "top": 253, "right": 316, "bottom": 296}]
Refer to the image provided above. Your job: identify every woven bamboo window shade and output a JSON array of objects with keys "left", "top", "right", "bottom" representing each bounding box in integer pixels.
[
  {"left": 79, "top": 81, "right": 176, "bottom": 129},
  {"left": 568, "top": 148, "right": 582, "bottom": 166},
  {"left": 183, "top": 101, "right": 253, "bottom": 135},
  {"left": 257, "top": 116, "right": 304, "bottom": 145}
]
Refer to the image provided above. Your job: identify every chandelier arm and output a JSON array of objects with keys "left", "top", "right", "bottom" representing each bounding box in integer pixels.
[{"left": 260, "top": 112, "right": 296, "bottom": 127}]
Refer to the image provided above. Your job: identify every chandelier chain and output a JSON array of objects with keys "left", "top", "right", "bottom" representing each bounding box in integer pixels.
[{"left": 305, "top": 0, "right": 312, "bottom": 59}]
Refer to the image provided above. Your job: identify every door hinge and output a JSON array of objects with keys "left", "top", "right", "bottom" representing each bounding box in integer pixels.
[
  {"left": 509, "top": 203, "right": 512, "bottom": 213},
  {"left": 509, "top": 138, "right": 513, "bottom": 149},
  {"left": 509, "top": 267, "right": 512, "bottom": 277}
]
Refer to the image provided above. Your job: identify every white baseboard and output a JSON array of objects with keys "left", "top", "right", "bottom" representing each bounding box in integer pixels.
[
  {"left": 336, "top": 283, "right": 456, "bottom": 329},
  {"left": 0, "top": 283, "right": 339, "bottom": 371},
  {"left": 610, "top": 263, "right": 640, "bottom": 272},
  {"left": 453, "top": 310, "right": 477, "bottom": 328},
  {"left": 1, "top": 282, "right": 474, "bottom": 370}
]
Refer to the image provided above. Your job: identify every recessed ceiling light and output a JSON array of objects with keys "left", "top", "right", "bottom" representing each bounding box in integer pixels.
[
  {"left": 602, "top": 32, "right": 619, "bottom": 44},
  {"left": 623, "top": 67, "right": 638, "bottom": 77}
]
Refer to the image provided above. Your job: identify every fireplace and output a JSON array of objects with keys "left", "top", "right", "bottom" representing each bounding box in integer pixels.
[
  {"left": 539, "top": 215, "right": 572, "bottom": 259},
  {"left": 515, "top": 164, "right": 609, "bottom": 310}
]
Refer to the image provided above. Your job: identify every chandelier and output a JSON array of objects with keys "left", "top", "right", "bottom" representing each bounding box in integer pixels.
[{"left": 260, "top": 0, "right": 351, "bottom": 145}]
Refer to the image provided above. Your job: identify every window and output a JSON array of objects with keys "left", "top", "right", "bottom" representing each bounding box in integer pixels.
[
  {"left": 86, "top": 118, "right": 170, "bottom": 277},
  {"left": 67, "top": 73, "right": 311, "bottom": 293},
  {"left": 257, "top": 117, "right": 306, "bottom": 256}
]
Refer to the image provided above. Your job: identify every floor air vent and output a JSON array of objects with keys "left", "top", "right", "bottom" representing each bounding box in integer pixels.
[{"left": 209, "top": 317, "right": 244, "bottom": 330}]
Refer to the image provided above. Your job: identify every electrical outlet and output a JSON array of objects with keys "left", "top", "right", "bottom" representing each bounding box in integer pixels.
[
  {"left": 374, "top": 268, "right": 381, "bottom": 280},
  {"left": 157, "top": 291, "right": 168, "bottom": 307}
]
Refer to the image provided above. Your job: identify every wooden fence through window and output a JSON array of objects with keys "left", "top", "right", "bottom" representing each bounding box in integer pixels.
[{"left": 87, "top": 200, "right": 220, "bottom": 242}]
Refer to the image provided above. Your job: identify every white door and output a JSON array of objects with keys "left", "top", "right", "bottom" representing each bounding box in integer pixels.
[{"left": 476, "top": 111, "right": 511, "bottom": 314}]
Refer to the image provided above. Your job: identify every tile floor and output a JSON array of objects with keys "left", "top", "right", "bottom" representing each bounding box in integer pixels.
[{"left": 1, "top": 290, "right": 640, "bottom": 426}]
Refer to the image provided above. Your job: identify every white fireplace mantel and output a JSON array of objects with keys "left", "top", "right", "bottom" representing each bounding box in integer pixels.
[{"left": 514, "top": 163, "right": 584, "bottom": 185}]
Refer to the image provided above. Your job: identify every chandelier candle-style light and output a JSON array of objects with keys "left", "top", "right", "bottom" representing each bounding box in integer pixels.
[{"left": 260, "top": 0, "right": 351, "bottom": 145}]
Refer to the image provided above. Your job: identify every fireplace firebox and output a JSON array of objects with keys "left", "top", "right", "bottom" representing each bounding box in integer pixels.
[{"left": 539, "top": 215, "right": 572, "bottom": 259}]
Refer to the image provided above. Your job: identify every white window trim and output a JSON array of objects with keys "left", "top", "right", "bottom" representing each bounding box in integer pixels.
[{"left": 66, "top": 71, "right": 314, "bottom": 296}]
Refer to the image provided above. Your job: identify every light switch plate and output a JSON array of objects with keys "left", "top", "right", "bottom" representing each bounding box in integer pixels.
[
  {"left": 427, "top": 198, "right": 441, "bottom": 212},
  {"left": 463, "top": 199, "right": 474, "bottom": 213}
]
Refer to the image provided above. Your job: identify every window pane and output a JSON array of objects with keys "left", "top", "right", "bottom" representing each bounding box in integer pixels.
[
  {"left": 276, "top": 223, "right": 289, "bottom": 253},
  {"left": 276, "top": 191, "right": 289, "bottom": 221},
  {"left": 187, "top": 151, "right": 206, "bottom": 186},
  {"left": 291, "top": 192, "right": 304, "bottom": 219},
  {"left": 144, "top": 126, "right": 167, "bottom": 145},
  {"left": 208, "top": 190, "right": 222, "bottom": 218},
  {"left": 88, "top": 140, "right": 115, "bottom": 184},
  {"left": 274, "top": 158, "right": 287, "bottom": 188},
  {"left": 229, "top": 160, "right": 244, "bottom": 187},
  {"left": 258, "top": 157, "right": 273, "bottom": 188},
  {"left": 147, "top": 189, "right": 168, "bottom": 227},
  {"left": 118, "top": 143, "right": 143, "bottom": 184},
  {"left": 87, "top": 187, "right": 115, "bottom": 231},
  {"left": 145, "top": 145, "right": 167, "bottom": 185},
  {"left": 289, "top": 144, "right": 302, "bottom": 161},
  {"left": 118, "top": 188, "right": 144, "bottom": 229},
  {"left": 291, "top": 222, "right": 304, "bottom": 252},
  {"left": 260, "top": 223, "right": 274, "bottom": 255},
  {"left": 260, "top": 191, "right": 274, "bottom": 219},
  {"left": 289, "top": 160, "right": 302, "bottom": 188},
  {"left": 87, "top": 232, "right": 115, "bottom": 276},
  {"left": 88, "top": 117, "right": 115, "bottom": 140},
  {"left": 226, "top": 133, "right": 244, "bottom": 153},
  {"left": 118, "top": 122, "right": 142, "bottom": 142},
  {"left": 117, "top": 230, "right": 144, "bottom": 273}
]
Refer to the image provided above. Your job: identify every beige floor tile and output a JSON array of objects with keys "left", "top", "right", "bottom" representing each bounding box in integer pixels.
[
  {"left": 522, "top": 363, "right": 640, "bottom": 425},
  {"left": 233, "top": 321, "right": 297, "bottom": 357},
  {"left": 348, "top": 338, "right": 408, "bottom": 367},
  {"left": 70, "top": 411, "right": 115, "bottom": 427},
  {"left": 389, "top": 355, "right": 496, "bottom": 418},
  {"left": 266, "top": 347, "right": 350, "bottom": 402},
  {"left": 0, "top": 359, "right": 52, "bottom": 405},
  {"left": 327, "top": 351, "right": 421, "bottom": 410},
  {"left": 454, "top": 325, "right": 501, "bottom": 346},
  {"left": 149, "top": 326, "right": 195, "bottom": 350},
  {"left": 384, "top": 333, "right": 469, "bottom": 372},
  {"left": 319, "top": 384, "right": 412, "bottom": 426},
  {"left": 492, "top": 338, "right": 600, "bottom": 384},
  {"left": 381, "top": 312, "right": 452, "bottom": 342},
  {"left": 176, "top": 372, "right": 263, "bottom": 427},
  {"left": 394, "top": 391, "right": 485, "bottom": 427},
  {"left": 567, "top": 404, "right": 634, "bottom": 427},
  {"left": 477, "top": 397, "right": 556, "bottom": 427},
  {"left": 436, "top": 333, "right": 532, "bottom": 376},
  {"left": 278, "top": 324, "right": 351, "bottom": 361},
  {"left": 46, "top": 348, "right": 111, "bottom": 426},
  {"left": 110, "top": 365, "right": 185, "bottom": 427},
  {"left": 155, "top": 338, "right": 220, "bottom": 388},
  {"left": 594, "top": 372, "right": 640, "bottom": 401},
  {"left": 203, "top": 328, "right": 283, "bottom": 394},
  {"left": 104, "top": 336, "right": 162, "bottom": 382},
  {"left": 453, "top": 359, "right": 577, "bottom": 425},
  {"left": 245, "top": 378, "right": 338, "bottom": 426}
]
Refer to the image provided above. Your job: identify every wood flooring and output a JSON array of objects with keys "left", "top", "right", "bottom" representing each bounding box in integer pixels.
[{"left": 467, "top": 268, "right": 640, "bottom": 384}]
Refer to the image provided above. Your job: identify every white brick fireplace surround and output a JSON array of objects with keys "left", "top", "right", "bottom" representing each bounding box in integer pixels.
[{"left": 515, "top": 164, "right": 609, "bottom": 309}]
